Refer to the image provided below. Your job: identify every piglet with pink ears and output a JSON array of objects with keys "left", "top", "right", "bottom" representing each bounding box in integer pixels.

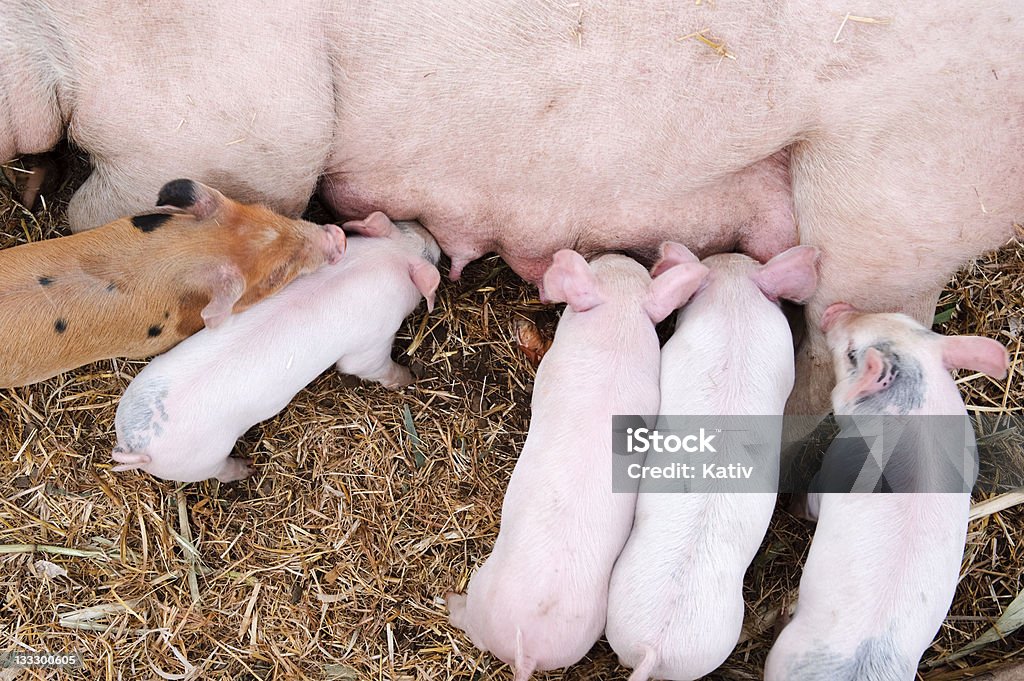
[{"left": 447, "top": 246, "right": 709, "bottom": 680}]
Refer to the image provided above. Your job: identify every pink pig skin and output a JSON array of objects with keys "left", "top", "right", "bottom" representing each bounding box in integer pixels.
[
  {"left": 111, "top": 213, "right": 440, "bottom": 484},
  {"left": 446, "top": 247, "right": 708, "bottom": 680},
  {"left": 765, "top": 308, "right": 1010, "bottom": 681},
  {"left": 606, "top": 246, "right": 819, "bottom": 681}
]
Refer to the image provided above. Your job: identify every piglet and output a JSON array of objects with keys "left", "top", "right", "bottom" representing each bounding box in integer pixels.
[
  {"left": 0, "top": 179, "right": 345, "bottom": 388},
  {"left": 605, "top": 245, "right": 819, "bottom": 681},
  {"left": 765, "top": 305, "right": 1009, "bottom": 681},
  {"left": 110, "top": 212, "right": 439, "bottom": 483},
  {"left": 446, "top": 247, "right": 709, "bottom": 679}
]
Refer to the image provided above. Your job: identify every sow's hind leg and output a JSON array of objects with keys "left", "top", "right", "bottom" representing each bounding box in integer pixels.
[
  {"left": 785, "top": 127, "right": 1019, "bottom": 435},
  {"left": 784, "top": 7, "right": 1021, "bottom": 432}
]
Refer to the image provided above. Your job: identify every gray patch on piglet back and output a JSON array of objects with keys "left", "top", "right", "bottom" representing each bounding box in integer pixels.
[
  {"left": 852, "top": 342, "right": 925, "bottom": 415},
  {"left": 785, "top": 635, "right": 913, "bottom": 681},
  {"left": 117, "top": 377, "right": 171, "bottom": 452}
]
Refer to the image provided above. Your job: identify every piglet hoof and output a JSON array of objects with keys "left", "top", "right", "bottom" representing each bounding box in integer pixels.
[
  {"left": 772, "top": 602, "right": 796, "bottom": 642},
  {"left": 19, "top": 165, "right": 47, "bottom": 208},
  {"left": 787, "top": 493, "right": 814, "bottom": 521},
  {"left": 380, "top": 365, "right": 415, "bottom": 391},
  {"left": 515, "top": 318, "right": 552, "bottom": 368},
  {"left": 445, "top": 591, "right": 468, "bottom": 628},
  {"left": 216, "top": 457, "right": 256, "bottom": 483},
  {"left": 3, "top": 154, "right": 58, "bottom": 210},
  {"left": 335, "top": 371, "right": 363, "bottom": 388}
]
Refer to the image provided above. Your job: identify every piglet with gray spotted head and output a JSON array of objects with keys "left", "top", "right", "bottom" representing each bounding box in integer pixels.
[
  {"left": 0, "top": 178, "right": 345, "bottom": 388},
  {"left": 446, "top": 246, "right": 709, "bottom": 680},
  {"left": 766, "top": 305, "right": 1009, "bottom": 681},
  {"left": 111, "top": 212, "right": 439, "bottom": 483}
]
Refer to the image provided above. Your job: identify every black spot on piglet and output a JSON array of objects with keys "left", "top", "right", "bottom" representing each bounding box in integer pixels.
[
  {"left": 147, "top": 325, "right": 163, "bottom": 338},
  {"left": 131, "top": 213, "right": 172, "bottom": 232},
  {"left": 155, "top": 179, "right": 197, "bottom": 209},
  {"left": 54, "top": 318, "right": 67, "bottom": 334},
  {"left": 38, "top": 276, "right": 53, "bottom": 286}
]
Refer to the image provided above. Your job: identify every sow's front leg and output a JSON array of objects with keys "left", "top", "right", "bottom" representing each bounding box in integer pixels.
[{"left": 53, "top": 3, "right": 336, "bottom": 231}]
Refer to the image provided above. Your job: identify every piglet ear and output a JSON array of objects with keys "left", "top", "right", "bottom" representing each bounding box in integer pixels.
[
  {"left": 644, "top": 262, "right": 709, "bottom": 323},
  {"left": 753, "top": 245, "right": 820, "bottom": 304},
  {"left": 201, "top": 264, "right": 246, "bottom": 329},
  {"left": 542, "top": 250, "right": 605, "bottom": 312},
  {"left": 842, "top": 347, "right": 893, "bottom": 402},
  {"left": 409, "top": 259, "right": 441, "bottom": 312},
  {"left": 156, "top": 179, "right": 225, "bottom": 220},
  {"left": 650, "top": 241, "right": 699, "bottom": 277},
  {"left": 342, "top": 211, "right": 395, "bottom": 238},
  {"left": 942, "top": 335, "right": 1009, "bottom": 379},
  {"left": 821, "top": 302, "right": 859, "bottom": 333}
]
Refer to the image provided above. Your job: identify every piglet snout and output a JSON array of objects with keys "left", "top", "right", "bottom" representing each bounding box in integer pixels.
[{"left": 321, "top": 224, "right": 347, "bottom": 265}]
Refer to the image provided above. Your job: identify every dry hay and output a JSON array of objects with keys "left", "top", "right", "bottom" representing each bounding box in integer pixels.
[{"left": 1, "top": 152, "right": 1022, "bottom": 681}]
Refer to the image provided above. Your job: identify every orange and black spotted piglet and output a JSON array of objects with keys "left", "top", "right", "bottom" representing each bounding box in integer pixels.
[{"left": 0, "top": 179, "right": 346, "bottom": 388}]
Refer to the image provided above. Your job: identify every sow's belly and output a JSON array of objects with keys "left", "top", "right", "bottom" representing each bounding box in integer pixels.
[
  {"left": 320, "top": 2, "right": 810, "bottom": 284},
  {"left": 323, "top": 149, "right": 797, "bottom": 284}
]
